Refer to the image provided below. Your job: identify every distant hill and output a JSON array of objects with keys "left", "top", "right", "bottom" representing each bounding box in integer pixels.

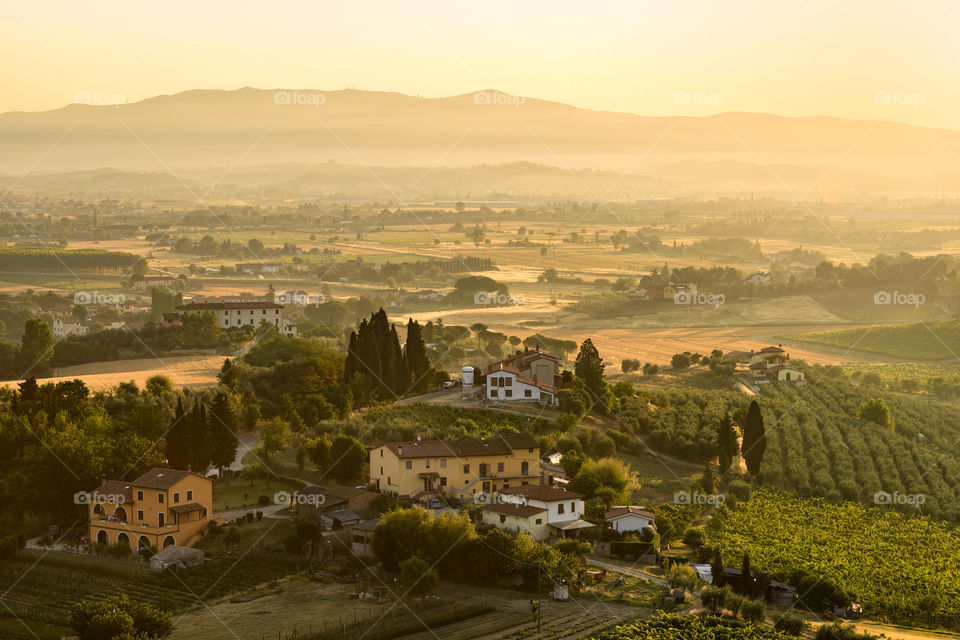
[{"left": 3, "top": 87, "right": 960, "bottom": 197}]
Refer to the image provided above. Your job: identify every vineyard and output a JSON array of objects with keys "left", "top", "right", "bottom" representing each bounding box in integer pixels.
[
  {"left": 709, "top": 489, "right": 960, "bottom": 622},
  {"left": 0, "top": 246, "right": 138, "bottom": 272},
  {"left": 787, "top": 321, "right": 960, "bottom": 361},
  {"left": 588, "top": 614, "right": 792, "bottom": 640},
  {"left": 757, "top": 380, "right": 960, "bottom": 520},
  {"left": 0, "top": 549, "right": 304, "bottom": 639}
]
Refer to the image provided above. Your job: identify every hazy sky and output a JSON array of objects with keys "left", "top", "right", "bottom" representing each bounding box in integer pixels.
[{"left": 2, "top": 0, "right": 959, "bottom": 128}]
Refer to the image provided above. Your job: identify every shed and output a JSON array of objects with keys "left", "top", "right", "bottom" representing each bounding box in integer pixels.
[{"left": 149, "top": 545, "right": 204, "bottom": 571}]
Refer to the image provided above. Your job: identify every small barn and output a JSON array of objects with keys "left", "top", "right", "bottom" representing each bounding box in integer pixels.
[{"left": 149, "top": 544, "right": 204, "bottom": 571}]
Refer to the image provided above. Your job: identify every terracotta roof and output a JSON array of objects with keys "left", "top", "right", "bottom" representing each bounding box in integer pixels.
[
  {"left": 92, "top": 480, "right": 133, "bottom": 503},
  {"left": 759, "top": 346, "right": 785, "bottom": 353},
  {"left": 481, "top": 503, "right": 547, "bottom": 518},
  {"left": 177, "top": 301, "right": 282, "bottom": 311},
  {"left": 384, "top": 432, "right": 538, "bottom": 459},
  {"left": 384, "top": 441, "right": 456, "bottom": 458},
  {"left": 482, "top": 362, "right": 523, "bottom": 376},
  {"left": 132, "top": 468, "right": 199, "bottom": 489},
  {"left": 498, "top": 485, "right": 584, "bottom": 501},
  {"left": 605, "top": 506, "right": 655, "bottom": 520}
]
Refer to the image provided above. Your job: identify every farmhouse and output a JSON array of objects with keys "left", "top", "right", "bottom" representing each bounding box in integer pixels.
[
  {"left": 481, "top": 348, "right": 562, "bottom": 406},
  {"left": 52, "top": 318, "right": 88, "bottom": 338},
  {"left": 87, "top": 467, "right": 212, "bottom": 551},
  {"left": 132, "top": 275, "right": 177, "bottom": 291},
  {"left": 369, "top": 432, "right": 541, "bottom": 500},
  {"left": 236, "top": 263, "right": 282, "bottom": 275},
  {"left": 605, "top": 505, "right": 656, "bottom": 534},
  {"left": 746, "top": 345, "right": 805, "bottom": 384},
  {"left": 480, "top": 485, "right": 594, "bottom": 541},
  {"left": 648, "top": 283, "right": 697, "bottom": 300},
  {"left": 293, "top": 485, "right": 377, "bottom": 529},
  {"left": 742, "top": 271, "right": 772, "bottom": 286},
  {"left": 176, "top": 299, "right": 297, "bottom": 336}
]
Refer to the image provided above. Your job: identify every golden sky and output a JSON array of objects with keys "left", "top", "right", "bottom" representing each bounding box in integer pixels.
[{"left": 1, "top": 0, "right": 958, "bottom": 128}]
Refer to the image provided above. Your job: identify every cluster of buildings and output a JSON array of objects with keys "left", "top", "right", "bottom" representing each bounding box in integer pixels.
[
  {"left": 725, "top": 345, "right": 806, "bottom": 384},
  {"left": 475, "top": 348, "right": 562, "bottom": 407}
]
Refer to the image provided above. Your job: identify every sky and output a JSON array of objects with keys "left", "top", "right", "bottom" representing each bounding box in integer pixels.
[{"left": 1, "top": 0, "right": 959, "bottom": 128}]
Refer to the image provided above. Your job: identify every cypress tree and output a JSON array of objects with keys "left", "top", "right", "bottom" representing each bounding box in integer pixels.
[{"left": 742, "top": 400, "right": 766, "bottom": 479}]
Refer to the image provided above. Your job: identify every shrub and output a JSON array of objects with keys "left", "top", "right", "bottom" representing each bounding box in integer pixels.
[
  {"left": 245, "top": 512, "right": 255, "bottom": 523},
  {"left": 400, "top": 556, "right": 440, "bottom": 596},
  {"left": 775, "top": 613, "right": 809, "bottom": 636},
  {"left": 728, "top": 481, "right": 752, "bottom": 502},
  {"left": 682, "top": 527, "right": 706, "bottom": 550},
  {"left": 814, "top": 622, "right": 878, "bottom": 640},
  {"left": 700, "top": 585, "right": 729, "bottom": 611},
  {"left": 740, "top": 597, "right": 765, "bottom": 623},
  {"left": 665, "top": 564, "right": 699, "bottom": 591},
  {"left": 258, "top": 495, "right": 271, "bottom": 505},
  {"left": 256, "top": 510, "right": 264, "bottom": 521},
  {"left": 726, "top": 593, "right": 746, "bottom": 618}
]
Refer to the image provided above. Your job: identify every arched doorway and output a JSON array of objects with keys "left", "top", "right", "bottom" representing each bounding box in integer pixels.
[
  {"left": 162, "top": 535, "right": 176, "bottom": 548},
  {"left": 96, "top": 530, "right": 108, "bottom": 545},
  {"left": 116, "top": 532, "right": 130, "bottom": 548},
  {"left": 113, "top": 506, "right": 127, "bottom": 522},
  {"left": 138, "top": 536, "right": 151, "bottom": 552}
]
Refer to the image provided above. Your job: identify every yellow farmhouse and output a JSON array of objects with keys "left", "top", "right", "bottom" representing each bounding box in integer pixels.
[
  {"left": 369, "top": 432, "right": 541, "bottom": 500},
  {"left": 88, "top": 467, "right": 213, "bottom": 551}
]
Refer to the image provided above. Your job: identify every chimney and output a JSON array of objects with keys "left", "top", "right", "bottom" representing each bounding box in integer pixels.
[{"left": 398, "top": 445, "right": 403, "bottom": 457}]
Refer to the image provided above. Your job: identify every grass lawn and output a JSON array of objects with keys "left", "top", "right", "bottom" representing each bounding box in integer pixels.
[{"left": 212, "top": 476, "right": 301, "bottom": 511}]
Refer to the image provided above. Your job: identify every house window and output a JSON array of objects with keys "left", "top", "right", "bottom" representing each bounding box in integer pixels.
[
  {"left": 381, "top": 449, "right": 384, "bottom": 457},
  {"left": 173, "top": 492, "right": 180, "bottom": 504},
  {"left": 463, "top": 464, "right": 470, "bottom": 473},
  {"left": 505, "top": 390, "right": 512, "bottom": 398},
  {"left": 186, "top": 490, "right": 193, "bottom": 501},
  {"left": 521, "top": 461, "right": 529, "bottom": 475},
  {"left": 535, "top": 518, "right": 542, "bottom": 525},
  {"left": 137, "top": 490, "right": 144, "bottom": 501},
  {"left": 158, "top": 493, "right": 164, "bottom": 504},
  {"left": 387, "top": 476, "right": 391, "bottom": 485},
  {"left": 440, "top": 459, "right": 446, "bottom": 468},
  {"left": 570, "top": 502, "right": 576, "bottom": 513},
  {"left": 137, "top": 510, "right": 144, "bottom": 521},
  {"left": 525, "top": 389, "right": 532, "bottom": 398},
  {"left": 498, "top": 462, "right": 505, "bottom": 473},
  {"left": 440, "top": 477, "right": 447, "bottom": 486},
  {"left": 499, "top": 515, "right": 506, "bottom": 524},
  {"left": 505, "top": 377, "right": 512, "bottom": 387},
  {"left": 426, "top": 459, "right": 431, "bottom": 469},
  {"left": 558, "top": 503, "right": 565, "bottom": 514},
  {"left": 490, "top": 389, "right": 498, "bottom": 398},
  {"left": 405, "top": 461, "right": 412, "bottom": 470},
  {"left": 380, "top": 466, "right": 383, "bottom": 474},
  {"left": 158, "top": 513, "right": 165, "bottom": 527}
]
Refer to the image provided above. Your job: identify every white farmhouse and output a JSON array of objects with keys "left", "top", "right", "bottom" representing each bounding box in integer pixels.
[
  {"left": 480, "top": 485, "right": 594, "bottom": 541},
  {"left": 52, "top": 318, "right": 88, "bottom": 338},
  {"left": 605, "top": 505, "right": 656, "bottom": 534}
]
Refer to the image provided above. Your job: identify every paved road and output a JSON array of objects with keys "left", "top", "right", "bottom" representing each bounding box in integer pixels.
[{"left": 587, "top": 556, "right": 669, "bottom": 586}]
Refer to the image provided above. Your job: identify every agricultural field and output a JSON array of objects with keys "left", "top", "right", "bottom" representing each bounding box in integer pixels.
[
  {"left": 709, "top": 489, "right": 960, "bottom": 624},
  {"left": 587, "top": 614, "right": 793, "bottom": 640},
  {"left": 787, "top": 321, "right": 960, "bottom": 361},
  {"left": 0, "top": 354, "right": 225, "bottom": 391},
  {"left": 0, "top": 547, "right": 305, "bottom": 640}
]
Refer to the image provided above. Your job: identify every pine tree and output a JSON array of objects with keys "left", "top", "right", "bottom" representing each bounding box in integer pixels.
[
  {"left": 574, "top": 338, "right": 607, "bottom": 406},
  {"left": 742, "top": 400, "right": 766, "bottom": 479}
]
